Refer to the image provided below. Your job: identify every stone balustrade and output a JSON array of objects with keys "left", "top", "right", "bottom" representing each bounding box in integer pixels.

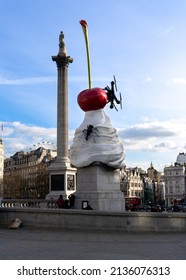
[{"left": 0, "top": 199, "right": 57, "bottom": 209}]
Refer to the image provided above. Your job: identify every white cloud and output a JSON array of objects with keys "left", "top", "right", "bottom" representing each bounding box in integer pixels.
[
  {"left": 9, "top": 121, "right": 56, "bottom": 138},
  {"left": 0, "top": 76, "right": 56, "bottom": 85},
  {"left": 142, "top": 77, "right": 153, "bottom": 83},
  {"left": 118, "top": 119, "right": 186, "bottom": 153},
  {"left": 2, "top": 118, "right": 186, "bottom": 169},
  {"left": 171, "top": 77, "right": 186, "bottom": 85},
  {"left": 0, "top": 74, "right": 113, "bottom": 86},
  {"left": 154, "top": 141, "right": 178, "bottom": 151},
  {"left": 2, "top": 122, "right": 57, "bottom": 157},
  {"left": 119, "top": 121, "right": 176, "bottom": 139}
]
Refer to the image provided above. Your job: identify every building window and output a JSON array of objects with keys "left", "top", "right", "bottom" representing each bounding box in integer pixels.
[{"left": 176, "top": 186, "right": 180, "bottom": 194}]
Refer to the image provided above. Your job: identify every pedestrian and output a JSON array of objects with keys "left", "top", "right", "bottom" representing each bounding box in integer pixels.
[
  {"left": 68, "top": 193, "right": 76, "bottom": 208},
  {"left": 63, "top": 199, "right": 70, "bottom": 209},
  {"left": 55, "top": 195, "right": 65, "bottom": 209}
]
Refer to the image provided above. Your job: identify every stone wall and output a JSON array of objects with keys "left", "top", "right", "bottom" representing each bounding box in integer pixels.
[{"left": 1, "top": 208, "right": 186, "bottom": 232}]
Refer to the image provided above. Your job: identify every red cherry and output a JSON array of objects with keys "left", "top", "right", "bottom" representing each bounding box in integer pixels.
[{"left": 77, "top": 87, "right": 108, "bottom": 112}]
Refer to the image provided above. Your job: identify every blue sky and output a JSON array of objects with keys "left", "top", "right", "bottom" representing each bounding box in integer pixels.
[{"left": 1, "top": 0, "right": 186, "bottom": 171}]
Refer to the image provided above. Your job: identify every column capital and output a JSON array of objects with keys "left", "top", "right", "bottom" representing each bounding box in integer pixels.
[
  {"left": 52, "top": 54, "right": 73, "bottom": 68},
  {"left": 52, "top": 31, "right": 73, "bottom": 68}
]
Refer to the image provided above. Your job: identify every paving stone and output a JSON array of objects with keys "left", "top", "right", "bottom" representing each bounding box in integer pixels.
[{"left": 0, "top": 227, "right": 186, "bottom": 260}]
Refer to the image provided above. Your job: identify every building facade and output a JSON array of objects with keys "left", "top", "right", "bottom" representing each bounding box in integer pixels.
[
  {"left": 120, "top": 167, "right": 144, "bottom": 198},
  {"left": 147, "top": 162, "right": 164, "bottom": 204},
  {"left": 3, "top": 147, "right": 57, "bottom": 198},
  {"left": 147, "top": 162, "right": 161, "bottom": 182},
  {"left": 176, "top": 152, "right": 186, "bottom": 165},
  {"left": 163, "top": 164, "right": 186, "bottom": 206},
  {"left": 120, "top": 164, "right": 165, "bottom": 205},
  {"left": 0, "top": 139, "right": 4, "bottom": 196}
]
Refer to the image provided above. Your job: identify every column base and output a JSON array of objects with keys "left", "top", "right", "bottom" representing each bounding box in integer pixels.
[{"left": 46, "top": 160, "right": 77, "bottom": 200}]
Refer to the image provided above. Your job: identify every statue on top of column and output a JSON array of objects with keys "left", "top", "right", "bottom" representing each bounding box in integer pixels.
[{"left": 59, "top": 31, "right": 64, "bottom": 47}]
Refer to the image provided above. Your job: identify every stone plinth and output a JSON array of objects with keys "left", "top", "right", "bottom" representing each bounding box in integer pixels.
[
  {"left": 74, "top": 164, "right": 125, "bottom": 211},
  {"left": 46, "top": 161, "right": 76, "bottom": 200}
]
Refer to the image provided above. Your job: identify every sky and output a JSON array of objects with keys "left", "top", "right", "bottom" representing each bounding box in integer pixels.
[{"left": 1, "top": 0, "right": 186, "bottom": 171}]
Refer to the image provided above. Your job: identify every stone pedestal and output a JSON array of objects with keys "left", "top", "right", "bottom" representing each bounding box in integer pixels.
[
  {"left": 46, "top": 160, "right": 77, "bottom": 200},
  {"left": 74, "top": 164, "right": 125, "bottom": 211}
]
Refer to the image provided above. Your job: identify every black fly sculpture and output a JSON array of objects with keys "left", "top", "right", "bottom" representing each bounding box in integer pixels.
[
  {"left": 104, "top": 75, "right": 122, "bottom": 111},
  {"left": 83, "top": 125, "right": 99, "bottom": 141}
]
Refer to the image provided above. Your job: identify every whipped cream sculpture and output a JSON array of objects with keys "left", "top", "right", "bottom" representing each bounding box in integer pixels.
[{"left": 70, "top": 20, "right": 125, "bottom": 169}]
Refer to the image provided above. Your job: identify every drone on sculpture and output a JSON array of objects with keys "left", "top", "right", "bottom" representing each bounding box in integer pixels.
[{"left": 104, "top": 75, "right": 122, "bottom": 111}]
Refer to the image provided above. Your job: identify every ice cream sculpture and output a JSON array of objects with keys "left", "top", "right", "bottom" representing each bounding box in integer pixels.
[{"left": 70, "top": 20, "right": 125, "bottom": 168}]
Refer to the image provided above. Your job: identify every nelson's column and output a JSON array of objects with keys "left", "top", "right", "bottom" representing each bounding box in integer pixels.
[{"left": 46, "top": 32, "right": 76, "bottom": 199}]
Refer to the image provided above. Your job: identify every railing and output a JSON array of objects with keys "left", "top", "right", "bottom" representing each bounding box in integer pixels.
[{"left": 0, "top": 199, "right": 57, "bottom": 209}]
